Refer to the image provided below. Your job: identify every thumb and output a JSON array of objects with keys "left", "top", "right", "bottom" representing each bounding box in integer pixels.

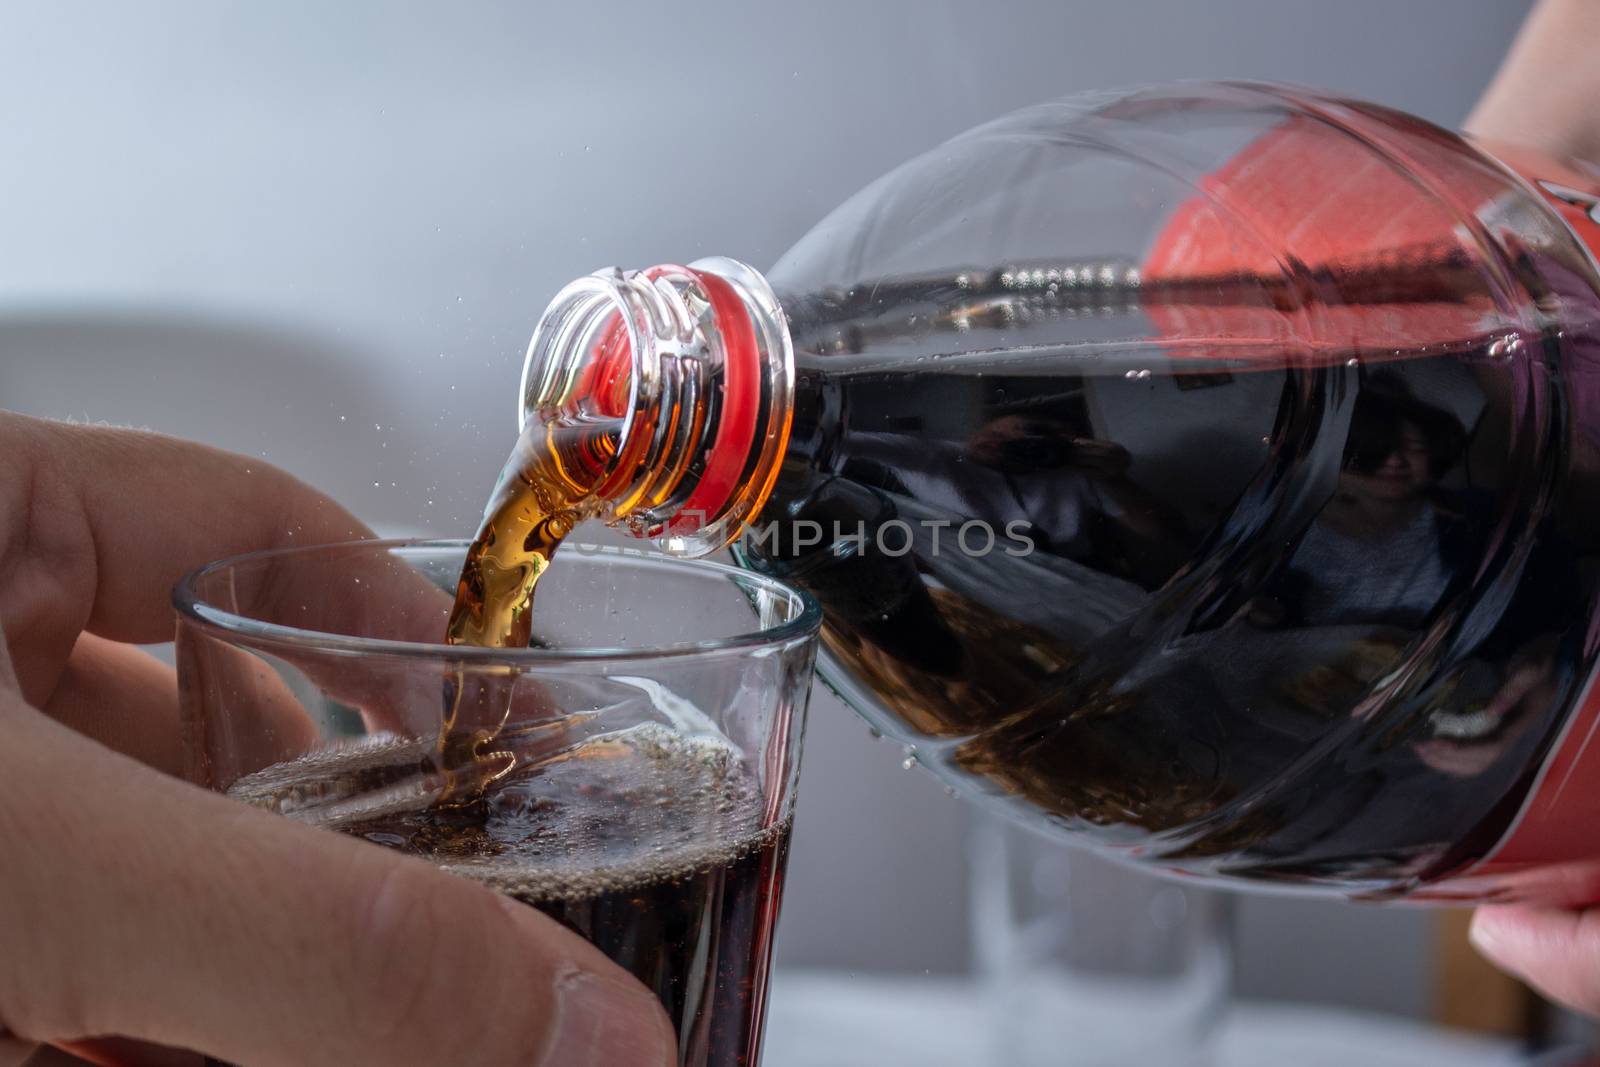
[
  {"left": 0, "top": 702, "right": 676, "bottom": 1067},
  {"left": 1470, "top": 904, "right": 1600, "bottom": 1017}
]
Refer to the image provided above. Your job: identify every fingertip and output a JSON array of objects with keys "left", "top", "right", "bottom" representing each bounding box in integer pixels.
[
  {"left": 492, "top": 895, "right": 679, "bottom": 1067},
  {"left": 1469, "top": 904, "right": 1555, "bottom": 969},
  {"left": 1469, "top": 906, "right": 1515, "bottom": 962},
  {"left": 539, "top": 966, "right": 680, "bottom": 1067}
]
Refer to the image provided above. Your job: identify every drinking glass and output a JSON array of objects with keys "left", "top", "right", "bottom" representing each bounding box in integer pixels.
[
  {"left": 175, "top": 540, "right": 821, "bottom": 1067},
  {"left": 970, "top": 812, "right": 1233, "bottom": 1065}
]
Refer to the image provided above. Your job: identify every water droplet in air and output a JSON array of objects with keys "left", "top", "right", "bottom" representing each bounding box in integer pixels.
[
  {"left": 866, "top": 726, "right": 883, "bottom": 740},
  {"left": 901, "top": 756, "right": 918, "bottom": 771}
]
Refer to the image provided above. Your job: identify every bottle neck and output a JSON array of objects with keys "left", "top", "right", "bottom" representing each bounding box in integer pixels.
[{"left": 520, "top": 257, "right": 795, "bottom": 555}]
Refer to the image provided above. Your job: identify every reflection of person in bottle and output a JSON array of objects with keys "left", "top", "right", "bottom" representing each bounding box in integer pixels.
[
  {"left": 1271, "top": 373, "right": 1467, "bottom": 631},
  {"left": 1266, "top": 373, "right": 1568, "bottom": 777}
]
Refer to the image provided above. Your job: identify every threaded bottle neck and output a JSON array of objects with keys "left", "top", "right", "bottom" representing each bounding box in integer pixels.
[{"left": 520, "top": 257, "right": 795, "bottom": 555}]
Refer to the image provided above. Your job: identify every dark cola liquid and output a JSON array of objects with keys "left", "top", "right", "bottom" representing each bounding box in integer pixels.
[
  {"left": 219, "top": 726, "right": 790, "bottom": 1067},
  {"left": 749, "top": 327, "right": 1600, "bottom": 896}
]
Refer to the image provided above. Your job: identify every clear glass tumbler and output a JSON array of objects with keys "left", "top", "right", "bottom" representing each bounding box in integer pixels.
[
  {"left": 175, "top": 540, "right": 821, "bottom": 1067},
  {"left": 970, "top": 812, "right": 1233, "bottom": 1066}
]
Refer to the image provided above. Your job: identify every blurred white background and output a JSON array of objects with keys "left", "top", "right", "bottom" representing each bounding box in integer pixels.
[{"left": 0, "top": 0, "right": 1540, "bottom": 1025}]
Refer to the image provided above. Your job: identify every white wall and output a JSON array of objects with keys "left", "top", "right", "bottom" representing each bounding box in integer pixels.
[{"left": 0, "top": 0, "right": 1536, "bottom": 1014}]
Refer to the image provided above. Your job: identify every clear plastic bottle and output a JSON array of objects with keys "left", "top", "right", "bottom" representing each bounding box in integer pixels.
[{"left": 519, "top": 81, "right": 1600, "bottom": 902}]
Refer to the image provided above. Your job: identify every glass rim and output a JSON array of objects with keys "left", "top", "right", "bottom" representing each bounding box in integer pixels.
[{"left": 173, "top": 538, "right": 823, "bottom": 665}]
